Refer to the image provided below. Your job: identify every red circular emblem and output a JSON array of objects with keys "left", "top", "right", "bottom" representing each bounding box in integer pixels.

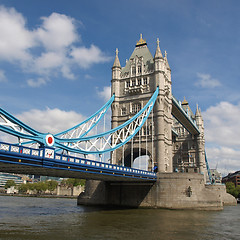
[{"left": 45, "top": 134, "right": 54, "bottom": 146}]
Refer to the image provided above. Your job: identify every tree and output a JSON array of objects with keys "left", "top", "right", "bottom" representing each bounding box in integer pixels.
[
  {"left": 34, "top": 181, "right": 48, "bottom": 194},
  {"left": 18, "top": 183, "right": 29, "bottom": 193},
  {"left": 46, "top": 180, "right": 58, "bottom": 191},
  {"left": 65, "top": 178, "right": 85, "bottom": 188},
  {"left": 226, "top": 182, "right": 240, "bottom": 198},
  {"left": 4, "top": 180, "right": 16, "bottom": 189}
]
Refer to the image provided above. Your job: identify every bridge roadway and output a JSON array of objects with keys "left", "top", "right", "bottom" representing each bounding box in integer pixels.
[{"left": 0, "top": 142, "right": 156, "bottom": 182}]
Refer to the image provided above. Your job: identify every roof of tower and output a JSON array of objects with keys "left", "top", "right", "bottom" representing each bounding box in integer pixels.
[{"left": 121, "top": 35, "right": 154, "bottom": 74}]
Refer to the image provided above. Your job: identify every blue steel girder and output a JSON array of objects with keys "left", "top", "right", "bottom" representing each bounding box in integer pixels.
[
  {"left": 0, "top": 141, "right": 157, "bottom": 182},
  {"left": 172, "top": 96, "right": 200, "bottom": 135},
  {"left": 54, "top": 87, "right": 159, "bottom": 154},
  {"left": 0, "top": 88, "right": 159, "bottom": 155}
]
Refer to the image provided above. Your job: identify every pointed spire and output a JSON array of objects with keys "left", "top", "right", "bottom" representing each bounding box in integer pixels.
[
  {"left": 182, "top": 96, "right": 188, "bottom": 105},
  {"left": 195, "top": 103, "right": 201, "bottom": 117},
  {"left": 113, "top": 48, "right": 121, "bottom": 68},
  {"left": 154, "top": 38, "right": 163, "bottom": 59},
  {"left": 164, "top": 50, "right": 170, "bottom": 70}
]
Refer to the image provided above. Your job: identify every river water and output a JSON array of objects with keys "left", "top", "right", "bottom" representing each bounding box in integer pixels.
[{"left": 0, "top": 195, "right": 239, "bottom": 240}]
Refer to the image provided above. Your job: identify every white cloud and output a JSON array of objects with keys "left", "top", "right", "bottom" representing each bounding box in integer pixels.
[
  {"left": 16, "top": 108, "right": 85, "bottom": 134},
  {"left": 0, "top": 69, "right": 7, "bottom": 82},
  {"left": 203, "top": 101, "right": 240, "bottom": 147},
  {"left": 203, "top": 101, "right": 240, "bottom": 175},
  {"left": 206, "top": 146, "right": 240, "bottom": 176},
  {"left": 33, "top": 51, "right": 64, "bottom": 74},
  {"left": 61, "top": 65, "right": 75, "bottom": 80},
  {"left": 0, "top": 5, "right": 111, "bottom": 86},
  {"left": 27, "top": 78, "right": 48, "bottom": 88},
  {"left": 195, "top": 73, "right": 221, "bottom": 88},
  {"left": 0, "top": 6, "right": 34, "bottom": 62},
  {"left": 71, "top": 44, "right": 111, "bottom": 69},
  {"left": 35, "top": 12, "right": 79, "bottom": 51},
  {"left": 97, "top": 86, "right": 111, "bottom": 102}
]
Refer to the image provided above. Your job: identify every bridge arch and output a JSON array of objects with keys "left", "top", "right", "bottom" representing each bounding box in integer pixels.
[{"left": 123, "top": 147, "right": 153, "bottom": 171}]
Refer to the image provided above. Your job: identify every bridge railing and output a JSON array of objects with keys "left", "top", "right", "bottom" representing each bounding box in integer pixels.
[{"left": 0, "top": 141, "right": 157, "bottom": 181}]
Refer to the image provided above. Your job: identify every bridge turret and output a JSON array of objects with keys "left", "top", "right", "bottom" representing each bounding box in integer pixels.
[
  {"left": 195, "top": 104, "right": 206, "bottom": 177},
  {"left": 164, "top": 50, "right": 171, "bottom": 82},
  {"left": 153, "top": 38, "right": 173, "bottom": 172},
  {"left": 111, "top": 48, "right": 121, "bottom": 97},
  {"left": 111, "top": 48, "right": 121, "bottom": 158},
  {"left": 195, "top": 104, "right": 204, "bottom": 133},
  {"left": 154, "top": 38, "right": 164, "bottom": 73}
]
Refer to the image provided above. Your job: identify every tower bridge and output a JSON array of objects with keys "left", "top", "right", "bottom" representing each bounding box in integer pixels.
[{"left": 0, "top": 35, "right": 236, "bottom": 209}]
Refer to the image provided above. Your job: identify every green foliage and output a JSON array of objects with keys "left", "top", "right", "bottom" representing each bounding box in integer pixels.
[
  {"left": 34, "top": 182, "right": 48, "bottom": 193},
  {"left": 226, "top": 182, "right": 240, "bottom": 198},
  {"left": 61, "top": 178, "right": 85, "bottom": 188},
  {"left": 4, "top": 180, "right": 16, "bottom": 189},
  {"left": 18, "top": 183, "right": 29, "bottom": 193},
  {"left": 46, "top": 180, "right": 58, "bottom": 191},
  {"left": 18, "top": 180, "right": 58, "bottom": 194}
]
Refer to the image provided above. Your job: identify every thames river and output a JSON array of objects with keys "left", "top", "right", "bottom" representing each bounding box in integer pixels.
[{"left": 0, "top": 195, "right": 239, "bottom": 240}]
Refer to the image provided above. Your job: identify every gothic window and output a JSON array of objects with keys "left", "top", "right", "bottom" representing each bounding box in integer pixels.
[
  {"left": 143, "top": 77, "right": 148, "bottom": 85},
  {"left": 131, "top": 66, "right": 136, "bottom": 75},
  {"left": 137, "top": 78, "right": 141, "bottom": 85},
  {"left": 121, "top": 107, "right": 126, "bottom": 115},
  {"left": 132, "top": 103, "right": 141, "bottom": 113},
  {"left": 138, "top": 65, "right": 142, "bottom": 74},
  {"left": 126, "top": 81, "right": 130, "bottom": 88},
  {"left": 132, "top": 79, "right": 136, "bottom": 86}
]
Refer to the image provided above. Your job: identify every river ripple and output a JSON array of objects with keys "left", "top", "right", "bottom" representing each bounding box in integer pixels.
[{"left": 0, "top": 195, "right": 240, "bottom": 240}]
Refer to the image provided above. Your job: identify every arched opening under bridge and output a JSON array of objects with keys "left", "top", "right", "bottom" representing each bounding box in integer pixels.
[{"left": 123, "top": 148, "right": 153, "bottom": 171}]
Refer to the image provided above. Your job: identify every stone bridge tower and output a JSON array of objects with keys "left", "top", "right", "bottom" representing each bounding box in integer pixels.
[{"left": 111, "top": 35, "right": 172, "bottom": 172}]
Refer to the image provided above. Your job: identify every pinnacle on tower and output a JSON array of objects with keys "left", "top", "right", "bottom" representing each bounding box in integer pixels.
[
  {"left": 136, "top": 34, "right": 147, "bottom": 47},
  {"left": 112, "top": 48, "right": 121, "bottom": 68},
  {"left": 164, "top": 50, "right": 171, "bottom": 70},
  {"left": 195, "top": 103, "right": 201, "bottom": 117},
  {"left": 154, "top": 38, "right": 163, "bottom": 59},
  {"left": 182, "top": 96, "right": 188, "bottom": 105}
]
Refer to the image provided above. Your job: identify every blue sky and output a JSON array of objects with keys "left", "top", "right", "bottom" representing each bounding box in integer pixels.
[{"left": 0, "top": 0, "right": 240, "bottom": 175}]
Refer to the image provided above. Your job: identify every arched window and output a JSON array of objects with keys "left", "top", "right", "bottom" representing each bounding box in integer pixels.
[
  {"left": 138, "top": 65, "right": 142, "bottom": 74},
  {"left": 143, "top": 77, "right": 148, "bottom": 85}
]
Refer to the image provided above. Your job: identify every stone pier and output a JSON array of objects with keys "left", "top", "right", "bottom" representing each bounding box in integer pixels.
[{"left": 78, "top": 173, "right": 236, "bottom": 210}]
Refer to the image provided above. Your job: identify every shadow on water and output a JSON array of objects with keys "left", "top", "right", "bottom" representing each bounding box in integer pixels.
[{"left": 0, "top": 196, "right": 240, "bottom": 240}]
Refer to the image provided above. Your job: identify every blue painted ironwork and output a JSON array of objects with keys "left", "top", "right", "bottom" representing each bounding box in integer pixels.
[
  {"left": 0, "top": 141, "right": 157, "bottom": 181},
  {"left": 55, "top": 94, "right": 115, "bottom": 138},
  {"left": 54, "top": 87, "right": 159, "bottom": 154},
  {"left": 205, "top": 153, "right": 213, "bottom": 184},
  {"left": 0, "top": 88, "right": 159, "bottom": 155}
]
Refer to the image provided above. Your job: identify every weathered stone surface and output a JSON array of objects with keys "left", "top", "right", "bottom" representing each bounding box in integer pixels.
[{"left": 77, "top": 173, "right": 236, "bottom": 210}]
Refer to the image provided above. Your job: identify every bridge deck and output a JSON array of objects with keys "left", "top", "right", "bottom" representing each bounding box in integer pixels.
[{"left": 0, "top": 142, "right": 156, "bottom": 182}]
